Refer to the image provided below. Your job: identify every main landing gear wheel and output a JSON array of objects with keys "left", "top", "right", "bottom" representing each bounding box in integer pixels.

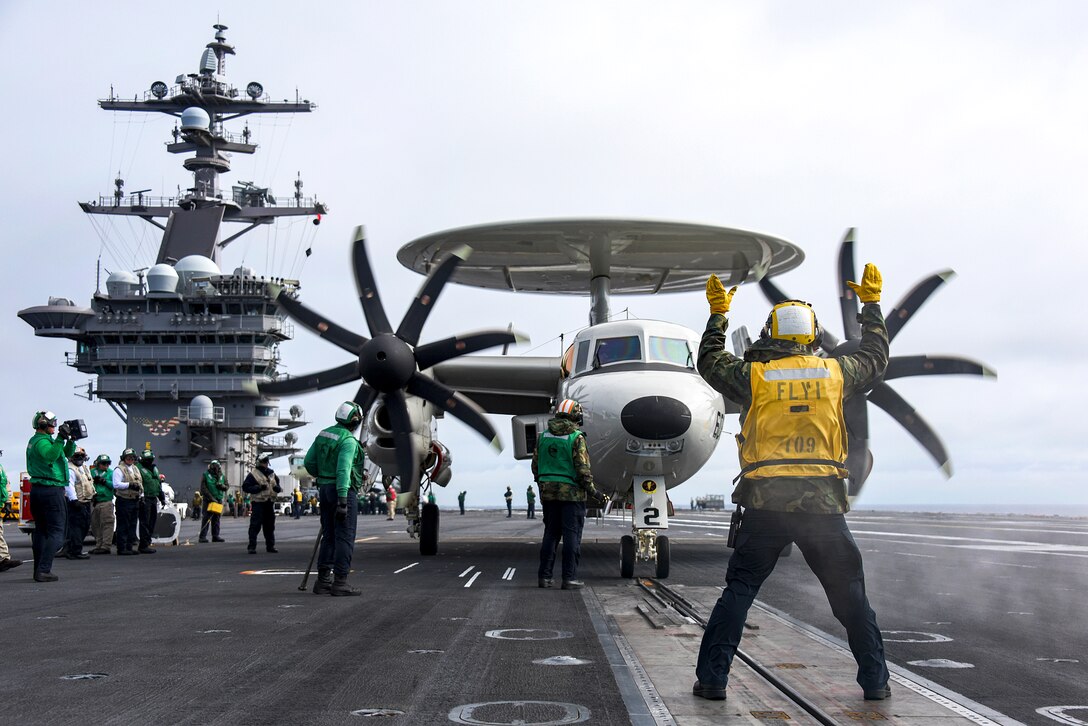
[
  {"left": 620, "top": 535, "right": 635, "bottom": 578},
  {"left": 655, "top": 535, "right": 670, "bottom": 579},
  {"left": 420, "top": 502, "right": 439, "bottom": 556}
]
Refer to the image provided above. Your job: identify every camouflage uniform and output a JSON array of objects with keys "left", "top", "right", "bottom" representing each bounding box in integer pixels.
[
  {"left": 694, "top": 300, "right": 891, "bottom": 698},
  {"left": 697, "top": 304, "right": 889, "bottom": 513},
  {"left": 533, "top": 416, "right": 597, "bottom": 584}
]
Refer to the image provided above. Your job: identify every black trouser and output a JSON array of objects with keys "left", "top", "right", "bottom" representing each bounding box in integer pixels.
[
  {"left": 248, "top": 501, "right": 276, "bottom": 550},
  {"left": 30, "top": 485, "right": 68, "bottom": 574},
  {"left": 538, "top": 499, "right": 586, "bottom": 581},
  {"left": 200, "top": 502, "right": 222, "bottom": 540},
  {"left": 115, "top": 497, "right": 140, "bottom": 552},
  {"left": 66, "top": 500, "right": 92, "bottom": 555},
  {"left": 317, "top": 483, "right": 357, "bottom": 578},
  {"left": 459, "top": 502, "right": 465, "bottom": 515},
  {"left": 527, "top": 501, "right": 536, "bottom": 518},
  {"left": 506, "top": 500, "right": 512, "bottom": 517},
  {"left": 139, "top": 496, "right": 159, "bottom": 549},
  {"left": 695, "top": 510, "right": 889, "bottom": 692}
]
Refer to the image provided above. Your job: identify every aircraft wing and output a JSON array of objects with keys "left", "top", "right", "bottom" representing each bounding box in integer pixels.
[{"left": 431, "top": 356, "right": 561, "bottom": 415}]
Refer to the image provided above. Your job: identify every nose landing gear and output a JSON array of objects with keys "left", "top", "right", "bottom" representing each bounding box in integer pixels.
[{"left": 620, "top": 528, "right": 670, "bottom": 578}]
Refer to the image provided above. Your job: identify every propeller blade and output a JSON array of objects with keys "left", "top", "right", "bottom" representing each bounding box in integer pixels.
[
  {"left": 758, "top": 277, "right": 790, "bottom": 305},
  {"left": 351, "top": 226, "right": 393, "bottom": 335},
  {"left": 256, "top": 360, "right": 360, "bottom": 396},
  {"left": 396, "top": 245, "right": 472, "bottom": 346},
  {"left": 274, "top": 288, "right": 367, "bottom": 354},
  {"left": 405, "top": 373, "right": 502, "bottom": 452},
  {"left": 884, "top": 355, "right": 997, "bottom": 382},
  {"left": 846, "top": 448, "right": 874, "bottom": 498},
  {"left": 382, "top": 390, "right": 419, "bottom": 487},
  {"left": 415, "top": 329, "right": 529, "bottom": 371},
  {"left": 838, "top": 228, "right": 862, "bottom": 341},
  {"left": 867, "top": 382, "right": 952, "bottom": 477},
  {"left": 353, "top": 382, "right": 379, "bottom": 412},
  {"left": 886, "top": 270, "right": 955, "bottom": 342}
]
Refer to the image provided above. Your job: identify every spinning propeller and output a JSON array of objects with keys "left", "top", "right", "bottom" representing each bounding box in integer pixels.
[
  {"left": 759, "top": 229, "right": 996, "bottom": 496},
  {"left": 257, "top": 226, "right": 525, "bottom": 488}
]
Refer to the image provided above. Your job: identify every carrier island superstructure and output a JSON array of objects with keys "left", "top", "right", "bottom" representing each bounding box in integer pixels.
[{"left": 18, "top": 24, "right": 325, "bottom": 495}]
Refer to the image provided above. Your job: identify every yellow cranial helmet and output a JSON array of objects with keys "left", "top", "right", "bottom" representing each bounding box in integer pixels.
[{"left": 761, "top": 300, "right": 821, "bottom": 346}]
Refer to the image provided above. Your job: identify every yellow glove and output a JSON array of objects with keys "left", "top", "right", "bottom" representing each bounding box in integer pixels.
[
  {"left": 706, "top": 275, "right": 737, "bottom": 314},
  {"left": 846, "top": 262, "right": 882, "bottom": 303}
]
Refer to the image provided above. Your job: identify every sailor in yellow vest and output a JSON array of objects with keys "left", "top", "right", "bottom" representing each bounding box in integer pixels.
[
  {"left": 112, "top": 448, "right": 144, "bottom": 556},
  {"left": 692, "top": 265, "right": 891, "bottom": 703}
]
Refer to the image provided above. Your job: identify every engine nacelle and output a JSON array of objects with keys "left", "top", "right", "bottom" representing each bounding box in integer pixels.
[
  {"left": 425, "top": 440, "right": 453, "bottom": 487},
  {"left": 364, "top": 394, "right": 433, "bottom": 481}
]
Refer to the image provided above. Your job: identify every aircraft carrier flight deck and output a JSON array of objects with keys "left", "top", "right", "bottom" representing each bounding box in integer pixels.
[{"left": 1, "top": 509, "right": 1084, "bottom": 725}]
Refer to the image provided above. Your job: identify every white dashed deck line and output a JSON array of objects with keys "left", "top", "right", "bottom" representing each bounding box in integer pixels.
[
  {"left": 459, "top": 566, "right": 475, "bottom": 578},
  {"left": 464, "top": 571, "right": 482, "bottom": 588},
  {"left": 394, "top": 562, "right": 419, "bottom": 574}
]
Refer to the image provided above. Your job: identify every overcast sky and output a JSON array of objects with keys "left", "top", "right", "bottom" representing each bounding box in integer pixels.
[{"left": 2, "top": 2, "right": 1085, "bottom": 514}]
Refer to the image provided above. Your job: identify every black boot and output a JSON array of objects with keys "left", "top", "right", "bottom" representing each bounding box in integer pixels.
[
  {"left": 330, "top": 574, "right": 361, "bottom": 597},
  {"left": 312, "top": 568, "right": 333, "bottom": 595}
]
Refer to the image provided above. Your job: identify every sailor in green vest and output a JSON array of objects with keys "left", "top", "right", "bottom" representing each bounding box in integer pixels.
[
  {"left": 692, "top": 266, "right": 891, "bottom": 703},
  {"left": 89, "top": 454, "right": 116, "bottom": 554},
  {"left": 26, "top": 410, "right": 77, "bottom": 581},
  {"left": 198, "top": 460, "right": 228, "bottom": 543},
  {"left": 457, "top": 490, "right": 466, "bottom": 515},
  {"left": 533, "top": 398, "right": 604, "bottom": 591},
  {"left": 136, "top": 449, "right": 165, "bottom": 554},
  {"left": 0, "top": 451, "right": 24, "bottom": 572},
  {"left": 526, "top": 485, "right": 536, "bottom": 519},
  {"left": 304, "top": 401, "right": 366, "bottom": 597}
]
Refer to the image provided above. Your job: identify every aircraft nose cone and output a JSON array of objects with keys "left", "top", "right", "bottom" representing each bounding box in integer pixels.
[{"left": 620, "top": 396, "right": 691, "bottom": 439}]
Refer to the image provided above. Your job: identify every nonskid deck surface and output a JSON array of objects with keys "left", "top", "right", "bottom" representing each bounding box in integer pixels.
[{"left": 1, "top": 510, "right": 1083, "bottom": 724}]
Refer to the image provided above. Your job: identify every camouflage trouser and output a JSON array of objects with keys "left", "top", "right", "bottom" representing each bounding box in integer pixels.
[{"left": 91, "top": 501, "right": 115, "bottom": 550}]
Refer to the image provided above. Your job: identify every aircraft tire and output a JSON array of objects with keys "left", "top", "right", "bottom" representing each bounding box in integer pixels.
[
  {"left": 620, "top": 535, "right": 635, "bottom": 578},
  {"left": 420, "top": 502, "right": 439, "bottom": 556},
  {"left": 655, "top": 535, "right": 670, "bottom": 579}
]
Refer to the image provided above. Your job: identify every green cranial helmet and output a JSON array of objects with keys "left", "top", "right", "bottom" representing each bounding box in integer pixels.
[
  {"left": 32, "top": 410, "right": 58, "bottom": 429},
  {"left": 94, "top": 454, "right": 112, "bottom": 466},
  {"left": 120, "top": 447, "right": 137, "bottom": 460},
  {"left": 140, "top": 449, "right": 155, "bottom": 461},
  {"left": 209, "top": 459, "right": 221, "bottom": 472},
  {"left": 334, "top": 401, "right": 363, "bottom": 428}
]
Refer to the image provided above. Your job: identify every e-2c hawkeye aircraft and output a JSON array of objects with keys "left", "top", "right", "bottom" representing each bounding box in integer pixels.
[{"left": 257, "top": 219, "right": 994, "bottom": 578}]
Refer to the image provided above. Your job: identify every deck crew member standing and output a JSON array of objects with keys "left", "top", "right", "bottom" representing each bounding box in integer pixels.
[
  {"left": 504, "top": 486, "right": 513, "bottom": 517},
  {"left": 198, "top": 460, "right": 228, "bottom": 543},
  {"left": 112, "top": 448, "right": 144, "bottom": 556},
  {"left": 691, "top": 266, "right": 891, "bottom": 702},
  {"left": 304, "top": 401, "right": 366, "bottom": 597},
  {"left": 136, "top": 449, "right": 165, "bottom": 554},
  {"left": 526, "top": 485, "right": 536, "bottom": 519},
  {"left": 533, "top": 399, "right": 603, "bottom": 590},
  {"left": 89, "top": 454, "right": 115, "bottom": 554},
  {"left": 64, "top": 447, "right": 95, "bottom": 560},
  {"left": 26, "top": 411, "right": 77, "bottom": 581},
  {"left": 457, "top": 490, "right": 466, "bottom": 515},
  {"left": 0, "top": 455, "right": 24, "bottom": 572},
  {"left": 244, "top": 452, "right": 281, "bottom": 554}
]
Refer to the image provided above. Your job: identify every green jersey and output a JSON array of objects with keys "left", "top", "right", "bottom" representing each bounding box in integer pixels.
[
  {"left": 26, "top": 432, "right": 76, "bottom": 486},
  {"left": 137, "top": 463, "right": 162, "bottom": 497},
  {"left": 304, "top": 424, "right": 365, "bottom": 498}
]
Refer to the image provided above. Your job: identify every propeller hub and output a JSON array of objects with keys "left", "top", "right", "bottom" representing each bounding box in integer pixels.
[{"left": 359, "top": 334, "right": 416, "bottom": 393}]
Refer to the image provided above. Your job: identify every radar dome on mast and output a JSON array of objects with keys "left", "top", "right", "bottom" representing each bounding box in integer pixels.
[
  {"left": 180, "top": 107, "right": 211, "bottom": 131},
  {"left": 175, "top": 255, "right": 220, "bottom": 287}
]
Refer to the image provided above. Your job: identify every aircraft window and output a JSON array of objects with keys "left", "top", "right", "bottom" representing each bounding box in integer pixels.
[
  {"left": 648, "top": 337, "right": 693, "bottom": 367},
  {"left": 594, "top": 336, "right": 642, "bottom": 367},
  {"left": 574, "top": 341, "right": 590, "bottom": 373}
]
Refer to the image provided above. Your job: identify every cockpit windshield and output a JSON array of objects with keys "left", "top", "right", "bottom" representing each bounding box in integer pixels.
[
  {"left": 648, "top": 336, "right": 693, "bottom": 367},
  {"left": 594, "top": 336, "right": 642, "bottom": 367}
]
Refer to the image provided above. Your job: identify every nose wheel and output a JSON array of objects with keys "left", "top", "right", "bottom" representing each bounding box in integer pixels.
[{"left": 619, "top": 528, "right": 669, "bottom": 578}]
